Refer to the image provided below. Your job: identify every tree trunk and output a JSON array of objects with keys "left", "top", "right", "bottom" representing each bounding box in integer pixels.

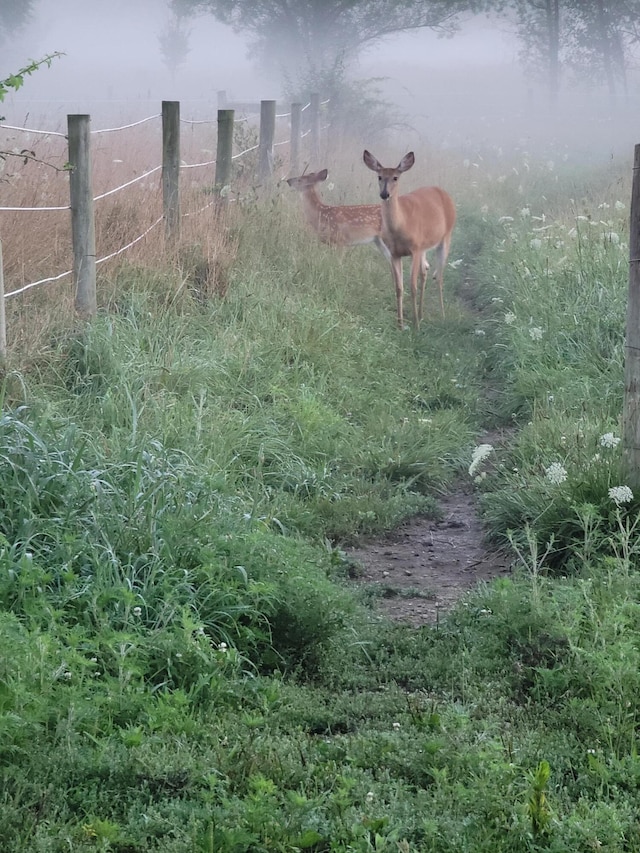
[{"left": 546, "top": 0, "right": 561, "bottom": 110}]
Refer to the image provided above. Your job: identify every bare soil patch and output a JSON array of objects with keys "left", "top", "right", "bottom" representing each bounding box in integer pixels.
[{"left": 345, "top": 483, "right": 511, "bottom": 627}]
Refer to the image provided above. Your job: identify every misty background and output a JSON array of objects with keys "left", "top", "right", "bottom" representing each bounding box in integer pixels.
[{"left": 1, "top": 0, "right": 639, "bottom": 164}]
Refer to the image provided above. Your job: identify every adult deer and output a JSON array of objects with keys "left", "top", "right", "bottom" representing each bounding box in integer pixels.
[
  {"left": 363, "top": 150, "right": 456, "bottom": 330},
  {"left": 286, "top": 169, "right": 391, "bottom": 261}
]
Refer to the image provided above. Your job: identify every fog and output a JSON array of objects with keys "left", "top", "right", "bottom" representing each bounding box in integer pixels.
[{"left": 2, "top": 0, "right": 639, "bottom": 163}]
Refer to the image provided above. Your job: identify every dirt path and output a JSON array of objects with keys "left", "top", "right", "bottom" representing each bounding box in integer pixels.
[{"left": 345, "top": 482, "right": 512, "bottom": 627}]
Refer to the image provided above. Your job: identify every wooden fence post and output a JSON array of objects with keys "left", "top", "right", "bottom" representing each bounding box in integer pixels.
[
  {"left": 623, "top": 143, "right": 640, "bottom": 491},
  {"left": 289, "top": 102, "right": 302, "bottom": 176},
  {"left": 258, "top": 99, "right": 276, "bottom": 183},
  {"left": 309, "top": 92, "right": 321, "bottom": 166},
  {"left": 68, "top": 114, "right": 97, "bottom": 318},
  {"left": 215, "top": 108, "right": 234, "bottom": 198},
  {"left": 162, "top": 100, "right": 180, "bottom": 240},
  {"left": 0, "top": 239, "right": 6, "bottom": 359}
]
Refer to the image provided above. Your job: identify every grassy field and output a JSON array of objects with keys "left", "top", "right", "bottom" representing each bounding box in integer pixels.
[{"left": 0, "top": 129, "right": 638, "bottom": 851}]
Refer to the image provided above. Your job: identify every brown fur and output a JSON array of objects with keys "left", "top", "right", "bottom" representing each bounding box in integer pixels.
[{"left": 363, "top": 150, "right": 456, "bottom": 329}]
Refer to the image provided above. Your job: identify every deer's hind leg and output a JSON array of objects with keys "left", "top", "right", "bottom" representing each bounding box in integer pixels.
[
  {"left": 416, "top": 250, "right": 429, "bottom": 323},
  {"left": 432, "top": 237, "right": 451, "bottom": 318}
]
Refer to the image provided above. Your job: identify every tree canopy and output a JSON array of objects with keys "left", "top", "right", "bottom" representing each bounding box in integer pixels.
[
  {"left": 0, "top": 0, "right": 35, "bottom": 43},
  {"left": 171, "top": 0, "right": 482, "bottom": 81}
]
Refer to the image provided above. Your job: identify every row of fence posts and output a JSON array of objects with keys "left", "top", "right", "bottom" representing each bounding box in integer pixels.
[{"left": 0, "top": 93, "right": 325, "bottom": 350}]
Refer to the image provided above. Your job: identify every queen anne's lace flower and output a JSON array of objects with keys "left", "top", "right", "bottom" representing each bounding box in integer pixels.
[
  {"left": 609, "top": 485, "right": 633, "bottom": 506},
  {"left": 545, "top": 462, "right": 568, "bottom": 485},
  {"left": 599, "top": 432, "right": 620, "bottom": 448}
]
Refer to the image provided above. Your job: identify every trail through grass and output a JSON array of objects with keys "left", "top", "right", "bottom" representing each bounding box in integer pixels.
[{"left": 0, "top": 148, "right": 639, "bottom": 852}]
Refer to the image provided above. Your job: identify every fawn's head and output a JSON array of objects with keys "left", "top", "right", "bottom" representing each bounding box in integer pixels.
[
  {"left": 363, "top": 151, "right": 415, "bottom": 200},
  {"left": 286, "top": 169, "right": 328, "bottom": 191}
]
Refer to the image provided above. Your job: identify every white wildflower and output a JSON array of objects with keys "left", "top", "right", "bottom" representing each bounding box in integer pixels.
[
  {"left": 474, "top": 329, "right": 486, "bottom": 336},
  {"left": 545, "top": 462, "right": 568, "bottom": 485},
  {"left": 529, "top": 238, "right": 542, "bottom": 250},
  {"left": 366, "top": 792, "right": 375, "bottom": 803},
  {"left": 217, "top": 642, "right": 228, "bottom": 652},
  {"left": 529, "top": 327, "right": 544, "bottom": 341},
  {"left": 615, "top": 200, "right": 625, "bottom": 211},
  {"left": 469, "top": 443, "right": 494, "bottom": 477},
  {"left": 327, "top": 182, "right": 335, "bottom": 191},
  {"left": 598, "top": 202, "right": 610, "bottom": 210},
  {"left": 609, "top": 485, "right": 633, "bottom": 506},
  {"left": 504, "top": 312, "right": 516, "bottom": 325},
  {"left": 520, "top": 207, "right": 531, "bottom": 218},
  {"left": 392, "top": 722, "right": 401, "bottom": 731},
  {"left": 604, "top": 231, "right": 620, "bottom": 245},
  {"left": 599, "top": 433, "right": 620, "bottom": 449},
  {"left": 133, "top": 606, "right": 142, "bottom": 617}
]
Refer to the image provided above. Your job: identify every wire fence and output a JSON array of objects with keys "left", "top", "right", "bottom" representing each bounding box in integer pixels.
[{"left": 0, "top": 94, "right": 329, "bottom": 356}]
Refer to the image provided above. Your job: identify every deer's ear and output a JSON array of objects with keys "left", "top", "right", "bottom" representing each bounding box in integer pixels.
[
  {"left": 363, "top": 150, "right": 380, "bottom": 172},
  {"left": 398, "top": 152, "right": 415, "bottom": 173},
  {"left": 317, "top": 168, "right": 328, "bottom": 181}
]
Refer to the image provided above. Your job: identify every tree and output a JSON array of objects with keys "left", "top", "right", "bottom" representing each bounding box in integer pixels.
[
  {"left": 564, "top": 0, "right": 633, "bottom": 102},
  {"left": 509, "top": 0, "right": 562, "bottom": 108},
  {"left": 0, "top": 0, "right": 36, "bottom": 42},
  {"left": 496, "top": 0, "right": 640, "bottom": 107},
  {"left": 158, "top": 11, "right": 192, "bottom": 79},
  {"left": 170, "top": 0, "right": 482, "bottom": 84}
]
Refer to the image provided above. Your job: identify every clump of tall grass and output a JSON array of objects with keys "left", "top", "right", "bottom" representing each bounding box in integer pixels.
[{"left": 460, "top": 162, "right": 633, "bottom": 565}]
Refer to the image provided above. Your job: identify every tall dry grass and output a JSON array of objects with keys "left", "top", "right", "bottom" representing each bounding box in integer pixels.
[{"left": 0, "top": 115, "right": 250, "bottom": 360}]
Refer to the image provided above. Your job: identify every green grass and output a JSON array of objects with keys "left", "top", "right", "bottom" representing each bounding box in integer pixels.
[{"left": 1, "top": 149, "right": 640, "bottom": 851}]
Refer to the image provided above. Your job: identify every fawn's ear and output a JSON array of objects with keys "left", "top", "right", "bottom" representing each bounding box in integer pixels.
[
  {"left": 398, "top": 152, "right": 415, "bottom": 173},
  {"left": 317, "top": 168, "right": 328, "bottom": 181},
  {"left": 363, "top": 150, "right": 380, "bottom": 172}
]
